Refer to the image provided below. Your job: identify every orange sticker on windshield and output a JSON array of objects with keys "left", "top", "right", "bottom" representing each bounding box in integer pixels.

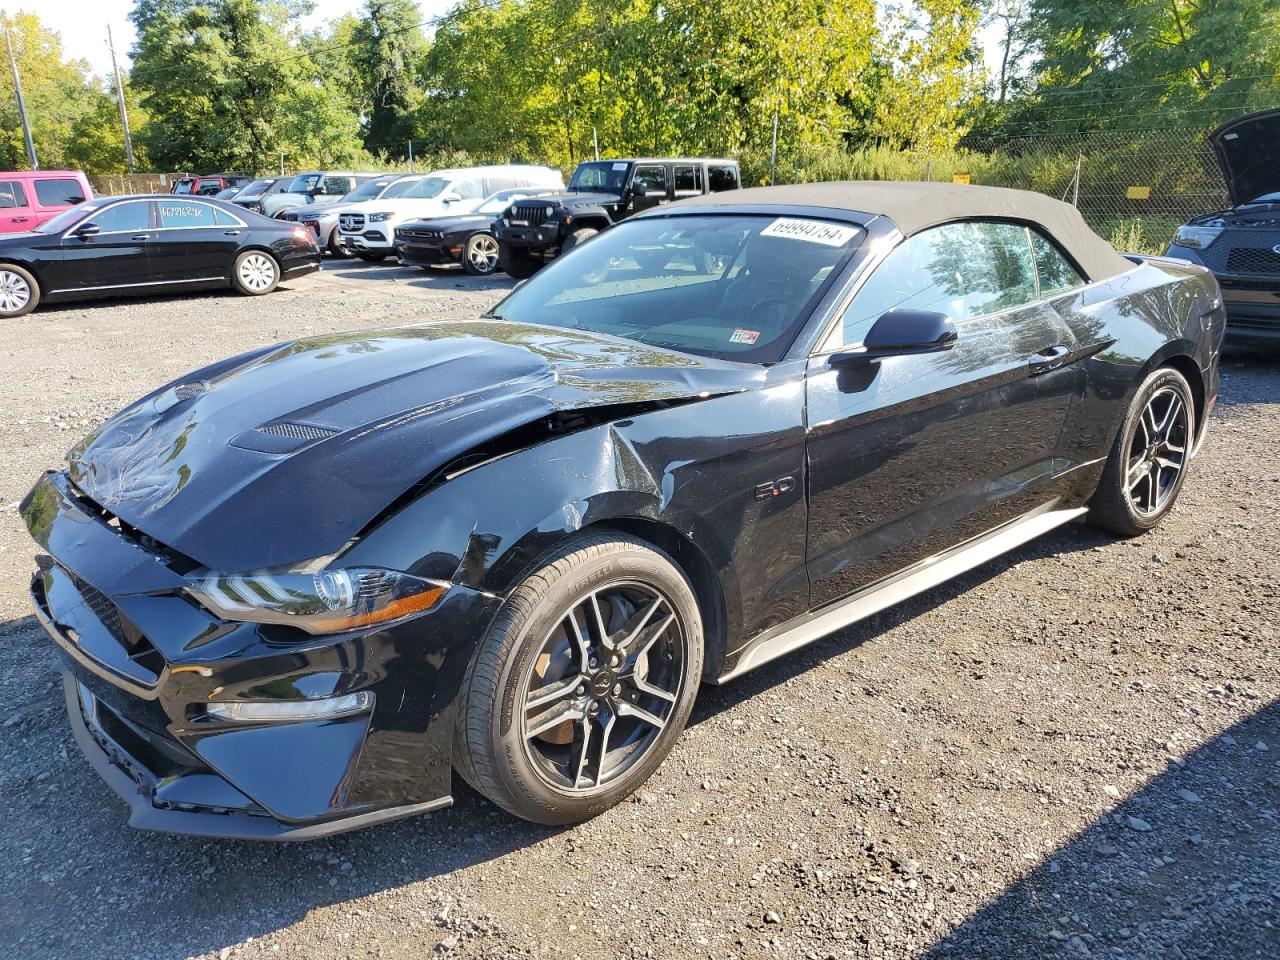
[{"left": 730, "top": 329, "right": 760, "bottom": 345}]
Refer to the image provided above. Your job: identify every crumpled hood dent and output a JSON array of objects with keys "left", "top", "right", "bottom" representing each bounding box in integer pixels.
[{"left": 69, "top": 320, "right": 756, "bottom": 573}]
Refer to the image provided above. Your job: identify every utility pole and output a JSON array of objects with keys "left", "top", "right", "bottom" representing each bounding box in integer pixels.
[
  {"left": 769, "top": 106, "right": 779, "bottom": 186},
  {"left": 407, "top": 140, "right": 413, "bottom": 173},
  {"left": 3, "top": 25, "right": 37, "bottom": 170},
  {"left": 107, "top": 26, "right": 135, "bottom": 175}
]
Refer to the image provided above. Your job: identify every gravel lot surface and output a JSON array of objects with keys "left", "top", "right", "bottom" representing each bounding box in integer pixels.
[{"left": 1, "top": 261, "right": 1277, "bottom": 960}]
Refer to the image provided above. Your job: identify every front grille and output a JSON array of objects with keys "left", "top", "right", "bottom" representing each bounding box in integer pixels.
[
  {"left": 339, "top": 213, "right": 365, "bottom": 232},
  {"left": 511, "top": 203, "right": 550, "bottom": 227},
  {"left": 53, "top": 569, "right": 165, "bottom": 683},
  {"left": 397, "top": 229, "right": 438, "bottom": 240},
  {"left": 255, "top": 421, "right": 339, "bottom": 441},
  {"left": 1225, "top": 247, "right": 1280, "bottom": 275}
]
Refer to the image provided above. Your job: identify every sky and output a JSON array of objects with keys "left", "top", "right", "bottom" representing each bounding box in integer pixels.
[{"left": 12, "top": 0, "right": 1003, "bottom": 80}]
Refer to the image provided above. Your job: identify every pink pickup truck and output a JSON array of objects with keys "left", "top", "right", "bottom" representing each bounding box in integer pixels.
[{"left": 0, "top": 170, "right": 94, "bottom": 233}]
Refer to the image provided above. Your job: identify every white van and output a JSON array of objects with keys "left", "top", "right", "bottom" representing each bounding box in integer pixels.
[{"left": 337, "top": 165, "right": 564, "bottom": 260}]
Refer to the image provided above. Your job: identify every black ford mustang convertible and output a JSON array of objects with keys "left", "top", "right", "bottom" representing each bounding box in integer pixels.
[{"left": 21, "top": 182, "right": 1224, "bottom": 839}]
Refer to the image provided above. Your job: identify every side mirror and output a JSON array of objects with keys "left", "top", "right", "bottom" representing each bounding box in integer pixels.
[
  {"left": 72, "top": 222, "right": 100, "bottom": 239},
  {"left": 831, "top": 309, "right": 957, "bottom": 364},
  {"left": 631, "top": 181, "right": 648, "bottom": 198}
]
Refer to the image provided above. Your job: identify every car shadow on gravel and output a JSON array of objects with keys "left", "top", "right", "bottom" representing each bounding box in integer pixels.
[{"left": 920, "top": 698, "right": 1280, "bottom": 959}]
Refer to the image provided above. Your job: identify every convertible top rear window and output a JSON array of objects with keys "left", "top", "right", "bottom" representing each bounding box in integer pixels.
[{"left": 490, "top": 214, "right": 862, "bottom": 362}]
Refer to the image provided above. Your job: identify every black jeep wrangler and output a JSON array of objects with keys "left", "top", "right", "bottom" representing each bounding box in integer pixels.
[{"left": 493, "top": 157, "right": 740, "bottom": 277}]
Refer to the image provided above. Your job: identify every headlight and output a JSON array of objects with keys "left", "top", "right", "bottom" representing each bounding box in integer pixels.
[
  {"left": 184, "top": 566, "right": 449, "bottom": 635},
  {"left": 1173, "top": 225, "right": 1223, "bottom": 249},
  {"left": 368, "top": 212, "right": 392, "bottom": 223}
]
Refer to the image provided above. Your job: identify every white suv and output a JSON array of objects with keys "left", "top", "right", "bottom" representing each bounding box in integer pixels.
[{"left": 337, "top": 165, "right": 564, "bottom": 261}]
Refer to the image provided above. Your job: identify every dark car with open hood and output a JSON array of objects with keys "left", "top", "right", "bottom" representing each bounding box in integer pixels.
[
  {"left": 1166, "top": 108, "right": 1280, "bottom": 340},
  {"left": 21, "top": 181, "right": 1222, "bottom": 839},
  {"left": 0, "top": 194, "right": 321, "bottom": 318}
]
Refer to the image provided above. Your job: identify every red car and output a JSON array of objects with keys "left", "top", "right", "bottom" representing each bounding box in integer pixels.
[{"left": 0, "top": 170, "right": 94, "bottom": 233}]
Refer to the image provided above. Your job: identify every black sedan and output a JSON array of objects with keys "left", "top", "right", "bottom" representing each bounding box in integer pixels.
[
  {"left": 20, "top": 182, "right": 1223, "bottom": 839},
  {"left": 0, "top": 194, "right": 320, "bottom": 317},
  {"left": 1166, "top": 108, "right": 1280, "bottom": 340},
  {"left": 395, "top": 188, "right": 556, "bottom": 275}
]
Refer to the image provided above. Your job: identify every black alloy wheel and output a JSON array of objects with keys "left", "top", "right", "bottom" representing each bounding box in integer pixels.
[
  {"left": 454, "top": 534, "right": 702, "bottom": 824},
  {"left": 1089, "top": 366, "right": 1196, "bottom": 536}
]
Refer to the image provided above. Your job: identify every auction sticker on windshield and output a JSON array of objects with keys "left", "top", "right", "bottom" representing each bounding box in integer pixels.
[{"left": 760, "top": 218, "right": 860, "bottom": 247}]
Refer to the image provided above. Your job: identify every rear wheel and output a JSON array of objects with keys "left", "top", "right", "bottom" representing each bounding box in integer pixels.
[
  {"left": 232, "top": 251, "right": 279, "bottom": 296},
  {"left": 1088, "top": 366, "right": 1196, "bottom": 536},
  {"left": 0, "top": 264, "right": 39, "bottom": 318},
  {"left": 498, "top": 243, "right": 540, "bottom": 279},
  {"left": 462, "top": 233, "right": 500, "bottom": 275},
  {"left": 455, "top": 533, "right": 703, "bottom": 824}
]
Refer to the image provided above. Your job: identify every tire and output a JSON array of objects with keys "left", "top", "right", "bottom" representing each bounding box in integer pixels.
[
  {"left": 462, "top": 232, "right": 500, "bottom": 276},
  {"left": 327, "top": 232, "right": 353, "bottom": 259},
  {"left": 562, "top": 227, "right": 599, "bottom": 253},
  {"left": 455, "top": 533, "right": 703, "bottom": 825},
  {"left": 231, "top": 250, "right": 279, "bottom": 296},
  {"left": 498, "top": 243, "right": 540, "bottom": 280},
  {"left": 0, "top": 263, "right": 39, "bottom": 318},
  {"left": 1088, "top": 365, "right": 1196, "bottom": 537},
  {"left": 356, "top": 252, "right": 387, "bottom": 262}
]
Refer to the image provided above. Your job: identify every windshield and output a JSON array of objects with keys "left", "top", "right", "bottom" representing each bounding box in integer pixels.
[
  {"left": 1243, "top": 191, "right": 1280, "bottom": 206},
  {"left": 381, "top": 177, "right": 425, "bottom": 199},
  {"left": 478, "top": 189, "right": 544, "bottom": 214},
  {"left": 400, "top": 177, "right": 448, "bottom": 199},
  {"left": 34, "top": 200, "right": 107, "bottom": 234},
  {"left": 568, "top": 161, "right": 631, "bottom": 193},
  {"left": 344, "top": 178, "right": 399, "bottom": 202},
  {"left": 489, "top": 214, "right": 862, "bottom": 362},
  {"left": 238, "top": 179, "right": 274, "bottom": 198},
  {"left": 286, "top": 173, "right": 321, "bottom": 194}
]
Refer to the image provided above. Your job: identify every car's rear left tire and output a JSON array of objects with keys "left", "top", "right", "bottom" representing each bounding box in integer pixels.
[
  {"left": 454, "top": 533, "right": 703, "bottom": 825},
  {"left": 1088, "top": 365, "right": 1196, "bottom": 537},
  {"left": 232, "top": 251, "right": 279, "bottom": 296},
  {"left": 0, "top": 264, "right": 39, "bottom": 318}
]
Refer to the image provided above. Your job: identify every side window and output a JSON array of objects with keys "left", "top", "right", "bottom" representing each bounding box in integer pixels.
[
  {"left": 633, "top": 164, "right": 668, "bottom": 196},
  {"left": 158, "top": 200, "right": 219, "bottom": 228},
  {"left": 486, "top": 177, "right": 516, "bottom": 194},
  {"left": 195, "top": 180, "right": 221, "bottom": 196},
  {"left": 212, "top": 207, "right": 241, "bottom": 227},
  {"left": 1029, "top": 230, "right": 1085, "bottom": 297},
  {"left": 673, "top": 165, "right": 703, "bottom": 198},
  {"left": 707, "top": 164, "right": 740, "bottom": 192},
  {"left": 452, "top": 179, "right": 483, "bottom": 200},
  {"left": 321, "top": 176, "right": 351, "bottom": 195},
  {"left": 36, "top": 179, "right": 88, "bottom": 206},
  {"left": 840, "top": 222, "right": 1039, "bottom": 346},
  {"left": 91, "top": 201, "right": 152, "bottom": 233},
  {"left": 0, "top": 181, "right": 27, "bottom": 208}
]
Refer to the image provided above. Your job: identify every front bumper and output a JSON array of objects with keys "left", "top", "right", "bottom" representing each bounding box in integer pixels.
[
  {"left": 22, "top": 471, "right": 500, "bottom": 840},
  {"left": 493, "top": 223, "right": 560, "bottom": 257},
  {"left": 338, "top": 227, "right": 394, "bottom": 254},
  {"left": 1167, "top": 242, "right": 1280, "bottom": 340},
  {"left": 396, "top": 240, "right": 459, "bottom": 266}
]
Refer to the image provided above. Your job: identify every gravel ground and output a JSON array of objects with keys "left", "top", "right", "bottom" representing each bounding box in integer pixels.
[{"left": 0, "top": 261, "right": 1277, "bottom": 960}]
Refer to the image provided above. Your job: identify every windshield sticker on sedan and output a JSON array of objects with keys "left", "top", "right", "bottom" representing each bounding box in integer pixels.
[
  {"left": 760, "top": 218, "right": 860, "bottom": 247},
  {"left": 612, "top": 162, "right": 629, "bottom": 170},
  {"left": 730, "top": 329, "right": 761, "bottom": 345}
]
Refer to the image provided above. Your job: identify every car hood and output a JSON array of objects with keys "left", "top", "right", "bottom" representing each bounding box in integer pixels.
[
  {"left": 66, "top": 320, "right": 758, "bottom": 573},
  {"left": 400, "top": 213, "right": 492, "bottom": 233},
  {"left": 559, "top": 190, "right": 627, "bottom": 208},
  {"left": 1209, "top": 109, "right": 1280, "bottom": 207}
]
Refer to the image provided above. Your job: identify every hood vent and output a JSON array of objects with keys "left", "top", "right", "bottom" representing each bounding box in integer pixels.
[{"left": 230, "top": 421, "right": 341, "bottom": 454}]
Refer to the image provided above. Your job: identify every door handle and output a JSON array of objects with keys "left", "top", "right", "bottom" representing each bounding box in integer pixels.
[
  {"left": 130, "top": 234, "right": 150, "bottom": 241},
  {"left": 12, "top": 216, "right": 28, "bottom": 222},
  {"left": 1029, "top": 345, "right": 1070, "bottom": 375},
  {"left": 223, "top": 230, "right": 241, "bottom": 236}
]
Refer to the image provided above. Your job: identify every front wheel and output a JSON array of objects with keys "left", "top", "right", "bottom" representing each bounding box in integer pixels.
[
  {"left": 462, "top": 232, "right": 500, "bottom": 275},
  {"left": 498, "top": 243, "right": 541, "bottom": 280},
  {"left": 0, "top": 264, "right": 39, "bottom": 318},
  {"left": 327, "top": 232, "right": 353, "bottom": 259},
  {"left": 1088, "top": 366, "right": 1196, "bottom": 536},
  {"left": 232, "top": 251, "right": 279, "bottom": 296},
  {"left": 455, "top": 533, "right": 703, "bottom": 824}
]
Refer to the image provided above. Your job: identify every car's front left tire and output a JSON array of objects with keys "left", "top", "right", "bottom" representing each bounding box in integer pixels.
[
  {"left": 0, "top": 264, "right": 39, "bottom": 318},
  {"left": 232, "top": 251, "right": 280, "bottom": 296},
  {"left": 454, "top": 533, "right": 703, "bottom": 825}
]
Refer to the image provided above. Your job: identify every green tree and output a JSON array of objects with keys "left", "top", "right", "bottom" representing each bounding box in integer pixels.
[
  {"left": 350, "top": 0, "right": 427, "bottom": 157},
  {"left": 0, "top": 12, "right": 120, "bottom": 172},
  {"left": 130, "top": 0, "right": 365, "bottom": 171}
]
